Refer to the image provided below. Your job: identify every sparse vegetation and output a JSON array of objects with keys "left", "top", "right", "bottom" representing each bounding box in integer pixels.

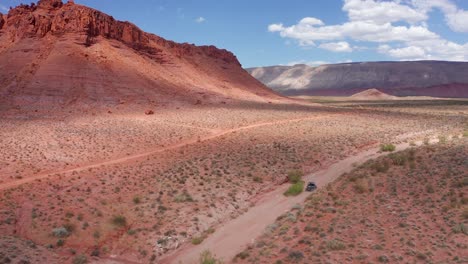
[
  {"left": 284, "top": 181, "right": 304, "bottom": 196},
  {"left": 199, "top": 250, "right": 222, "bottom": 264},
  {"left": 72, "top": 255, "right": 88, "bottom": 264},
  {"left": 241, "top": 140, "right": 468, "bottom": 263},
  {"left": 0, "top": 99, "right": 464, "bottom": 262},
  {"left": 380, "top": 144, "right": 396, "bottom": 152},
  {"left": 287, "top": 170, "right": 303, "bottom": 184},
  {"left": 192, "top": 236, "right": 205, "bottom": 245},
  {"left": 111, "top": 215, "right": 127, "bottom": 227}
]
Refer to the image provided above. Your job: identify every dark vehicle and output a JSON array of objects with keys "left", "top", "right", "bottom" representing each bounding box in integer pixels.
[{"left": 306, "top": 182, "right": 317, "bottom": 192}]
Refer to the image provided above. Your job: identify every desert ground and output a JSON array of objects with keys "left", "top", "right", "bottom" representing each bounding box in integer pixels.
[
  {"left": 0, "top": 99, "right": 467, "bottom": 264},
  {"left": 236, "top": 136, "right": 468, "bottom": 264}
]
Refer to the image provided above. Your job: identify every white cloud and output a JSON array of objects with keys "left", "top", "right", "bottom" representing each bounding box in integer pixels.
[
  {"left": 319, "top": 41, "right": 353, "bottom": 52},
  {"left": 287, "top": 60, "right": 330, "bottom": 66},
  {"left": 268, "top": 0, "right": 468, "bottom": 61},
  {"left": 445, "top": 10, "right": 468, "bottom": 32},
  {"left": 343, "top": 0, "right": 427, "bottom": 24},
  {"left": 195, "top": 17, "right": 206, "bottom": 23}
]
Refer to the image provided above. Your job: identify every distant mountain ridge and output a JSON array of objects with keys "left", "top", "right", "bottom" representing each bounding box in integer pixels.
[{"left": 247, "top": 61, "right": 468, "bottom": 98}]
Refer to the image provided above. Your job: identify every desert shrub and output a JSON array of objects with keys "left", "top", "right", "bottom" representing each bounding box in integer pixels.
[
  {"left": 56, "top": 239, "right": 65, "bottom": 247},
  {"left": 199, "top": 250, "right": 222, "bottom": 264},
  {"left": 373, "top": 160, "right": 390, "bottom": 173},
  {"left": 426, "top": 184, "right": 434, "bottom": 193},
  {"left": 52, "top": 227, "right": 70, "bottom": 238},
  {"left": 287, "top": 170, "right": 303, "bottom": 183},
  {"left": 133, "top": 196, "right": 141, "bottom": 204},
  {"left": 389, "top": 153, "right": 407, "bottom": 166},
  {"left": 438, "top": 135, "right": 447, "bottom": 144},
  {"left": 284, "top": 181, "right": 304, "bottom": 196},
  {"left": 192, "top": 236, "right": 206, "bottom": 245},
  {"left": 288, "top": 251, "right": 304, "bottom": 261},
  {"left": 253, "top": 176, "right": 263, "bottom": 183},
  {"left": 463, "top": 131, "right": 468, "bottom": 137},
  {"left": 72, "top": 255, "right": 88, "bottom": 264},
  {"left": 326, "top": 239, "right": 346, "bottom": 251},
  {"left": 354, "top": 180, "right": 368, "bottom": 194},
  {"left": 377, "top": 255, "right": 389, "bottom": 263},
  {"left": 174, "top": 191, "right": 194, "bottom": 203},
  {"left": 235, "top": 251, "right": 250, "bottom": 260},
  {"left": 452, "top": 223, "right": 467, "bottom": 235},
  {"left": 380, "top": 144, "right": 396, "bottom": 152},
  {"left": 111, "top": 215, "right": 127, "bottom": 227}
]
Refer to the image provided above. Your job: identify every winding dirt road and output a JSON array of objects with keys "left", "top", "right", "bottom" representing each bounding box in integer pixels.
[
  {"left": 161, "top": 135, "right": 447, "bottom": 264},
  {"left": 0, "top": 115, "right": 338, "bottom": 191}
]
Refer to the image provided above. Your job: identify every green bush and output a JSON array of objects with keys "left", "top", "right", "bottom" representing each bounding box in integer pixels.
[
  {"left": 326, "top": 239, "right": 346, "bottom": 251},
  {"left": 380, "top": 144, "right": 396, "bottom": 152},
  {"left": 72, "top": 255, "right": 88, "bottom": 264},
  {"left": 438, "top": 135, "right": 447, "bottom": 144},
  {"left": 111, "top": 215, "right": 127, "bottom": 227},
  {"left": 174, "top": 192, "right": 194, "bottom": 203},
  {"left": 52, "top": 227, "right": 70, "bottom": 238},
  {"left": 284, "top": 181, "right": 304, "bottom": 196},
  {"left": 452, "top": 223, "right": 467, "bottom": 235},
  {"left": 288, "top": 251, "right": 304, "bottom": 261},
  {"left": 287, "top": 170, "right": 303, "bottom": 183},
  {"left": 192, "top": 236, "right": 206, "bottom": 245},
  {"left": 389, "top": 153, "right": 407, "bottom": 166},
  {"left": 199, "top": 250, "right": 222, "bottom": 264}
]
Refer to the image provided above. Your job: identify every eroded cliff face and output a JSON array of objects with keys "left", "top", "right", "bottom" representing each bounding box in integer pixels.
[
  {"left": 0, "top": 0, "right": 279, "bottom": 109},
  {"left": 0, "top": 12, "right": 5, "bottom": 29},
  {"left": 2, "top": 0, "right": 240, "bottom": 65}
]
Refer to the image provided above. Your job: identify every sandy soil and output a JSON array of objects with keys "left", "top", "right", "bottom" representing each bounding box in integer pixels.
[
  {"left": 0, "top": 101, "right": 466, "bottom": 263},
  {"left": 161, "top": 132, "right": 460, "bottom": 263}
]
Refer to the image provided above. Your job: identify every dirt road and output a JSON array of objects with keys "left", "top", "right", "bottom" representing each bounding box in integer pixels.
[
  {"left": 0, "top": 115, "right": 337, "bottom": 191},
  {"left": 162, "top": 135, "right": 447, "bottom": 264}
]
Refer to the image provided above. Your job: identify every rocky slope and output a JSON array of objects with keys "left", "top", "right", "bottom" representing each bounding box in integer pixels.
[
  {"left": 0, "top": 0, "right": 281, "bottom": 111},
  {"left": 247, "top": 61, "right": 468, "bottom": 98}
]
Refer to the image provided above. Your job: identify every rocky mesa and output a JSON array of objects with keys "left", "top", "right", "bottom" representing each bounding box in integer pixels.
[{"left": 0, "top": 0, "right": 281, "bottom": 111}]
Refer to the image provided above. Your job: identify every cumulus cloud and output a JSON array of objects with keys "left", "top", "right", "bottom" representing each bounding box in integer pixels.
[
  {"left": 319, "top": 42, "right": 353, "bottom": 52},
  {"left": 268, "top": 0, "right": 468, "bottom": 61},
  {"left": 343, "top": 0, "right": 427, "bottom": 24},
  {"left": 195, "top": 17, "right": 206, "bottom": 23}
]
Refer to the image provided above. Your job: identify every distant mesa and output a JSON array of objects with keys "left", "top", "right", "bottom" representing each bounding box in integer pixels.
[
  {"left": 247, "top": 61, "right": 468, "bottom": 98},
  {"left": 0, "top": 0, "right": 282, "bottom": 111}
]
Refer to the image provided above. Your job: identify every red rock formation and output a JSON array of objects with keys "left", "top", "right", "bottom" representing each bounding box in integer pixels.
[
  {"left": 0, "top": 0, "right": 281, "bottom": 109},
  {"left": 0, "top": 13, "right": 4, "bottom": 29},
  {"left": 2, "top": 0, "right": 241, "bottom": 65}
]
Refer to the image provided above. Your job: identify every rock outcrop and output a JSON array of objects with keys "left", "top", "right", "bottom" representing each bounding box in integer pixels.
[
  {"left": 247, "top": 61, "right": 468, "bottom": 98},
  {"left": 2, "top": 0, "right": 240, "bottom": 65},
  {"left": 0, "top": 13, "right": 4, "bottom": 30}
]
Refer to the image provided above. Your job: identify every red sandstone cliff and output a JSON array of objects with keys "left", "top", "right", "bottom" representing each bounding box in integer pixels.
[{"left": 0, "top": 0, "right": 281, "bottom": 109}]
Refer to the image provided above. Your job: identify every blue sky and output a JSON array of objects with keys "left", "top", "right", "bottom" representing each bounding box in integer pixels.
[{"left": 1, "top": 0, "right": 467, "bottom": 67}]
